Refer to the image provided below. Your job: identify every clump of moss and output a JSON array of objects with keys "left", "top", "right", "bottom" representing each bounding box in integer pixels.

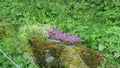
[
  {"left": 73, "top": 45, "right": 105, "bottom": 68},
  {"left": 0, "top": 23, "right": 15, "bottom": 40},
  {"left": 60, "top": 46, "right": 88, "bottom": 68}
]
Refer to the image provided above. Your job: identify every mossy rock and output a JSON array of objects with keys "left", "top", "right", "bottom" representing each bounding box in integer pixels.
[
  {"left": 29, "top": 36, "right": 63, "bottom": 68},
  {"left": 29, "top": 36, "right": 105, "bottom": 68}
]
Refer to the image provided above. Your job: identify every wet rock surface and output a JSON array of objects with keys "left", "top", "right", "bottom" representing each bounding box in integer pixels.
[{"left": 29, "top": 36, "right": 105, "bottom": 68}]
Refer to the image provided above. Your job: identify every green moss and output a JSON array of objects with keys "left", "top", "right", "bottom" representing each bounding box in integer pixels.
[
  {"left": 73, "top": 45, "right": 104, "bottom": 68},
  {"left": 60, "top": 46, "right": 83, "bottom": 68},
  {"left": 0, "top": 23, "right": 15, "bottom": 40}
]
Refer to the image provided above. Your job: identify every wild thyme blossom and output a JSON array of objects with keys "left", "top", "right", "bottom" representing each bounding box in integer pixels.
[
  {"left": 48, "top": 29, "right": 81, "bottom": 43},
  {"left": 48, "top": 29, "right": 62, "bottom": 39}
]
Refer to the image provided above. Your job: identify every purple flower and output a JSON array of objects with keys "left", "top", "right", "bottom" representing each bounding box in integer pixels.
[
  {"left": 48, "top": 29, "right": 62, "bottom": 37},
  {"left": 47, "top": 29, "right": 81, "bottom": 43}
]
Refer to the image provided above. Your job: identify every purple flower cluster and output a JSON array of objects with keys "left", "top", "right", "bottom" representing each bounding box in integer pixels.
[{"left": 48, "top": 29, "right": 81, "bottom": 43}]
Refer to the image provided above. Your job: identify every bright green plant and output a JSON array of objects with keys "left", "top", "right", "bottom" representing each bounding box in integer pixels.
[{"left": 0, "top": 0, "right": 120, "bottom": 67}]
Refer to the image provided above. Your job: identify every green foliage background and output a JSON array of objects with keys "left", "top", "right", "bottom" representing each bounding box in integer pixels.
[{"left": 0, "top": 0, "right": 120, "bottom": 68}]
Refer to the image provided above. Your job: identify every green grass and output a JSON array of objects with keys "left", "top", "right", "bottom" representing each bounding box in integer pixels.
[{"left": 0, "top": 0, "right": 120, "bottom": 68}]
